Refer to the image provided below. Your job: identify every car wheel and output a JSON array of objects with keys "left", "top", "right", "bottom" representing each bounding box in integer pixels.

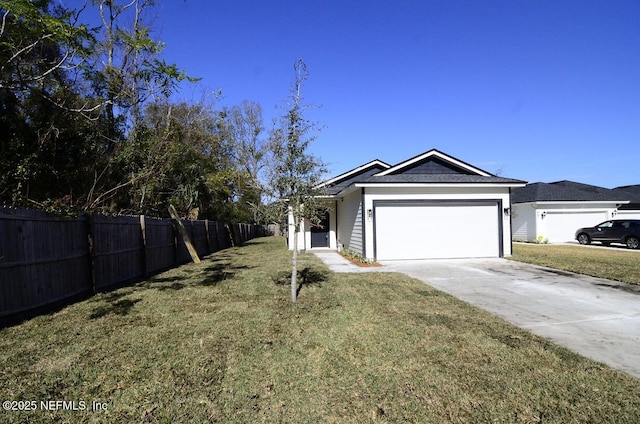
[
  {"left": 626, "top": 236, "right": 639, "bottom": 249},
  {"left": 577, "top": 233, "right": 591, "bottom": 245}
]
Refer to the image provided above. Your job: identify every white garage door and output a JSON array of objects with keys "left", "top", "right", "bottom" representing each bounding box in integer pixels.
[
  {"left": 374, "top": 201, "right": 500, "bottom": 260},
  {"left": 544, "top": 211, "right": 608, "bottom": 243},
  {"left": 616, "top": 210, "right": 640, "bottom": 220}
]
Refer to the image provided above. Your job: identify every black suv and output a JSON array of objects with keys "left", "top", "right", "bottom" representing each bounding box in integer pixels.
[{"left": 575, "top": 219, "right": 640, "bottom": 249}]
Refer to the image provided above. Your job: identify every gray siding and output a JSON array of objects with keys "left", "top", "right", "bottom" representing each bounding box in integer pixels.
[
  {"left": 337, "top": 190, "right": 363, "bottom": 255},
  {"left": 351, "top": 201, "right": 363, "bottom": 255}
]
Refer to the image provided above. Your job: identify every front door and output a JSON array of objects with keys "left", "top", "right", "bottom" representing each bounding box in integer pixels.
[{"left": 310, "top": 211, "right": 330, "bottom": 248}]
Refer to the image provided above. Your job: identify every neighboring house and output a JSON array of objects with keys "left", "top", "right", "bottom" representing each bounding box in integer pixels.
[
  {"left": 511, "top": 181, "right": 640, "bottom": 243},
  {"left": 288, "top": 149, "right": 526, "bottom": 260}
]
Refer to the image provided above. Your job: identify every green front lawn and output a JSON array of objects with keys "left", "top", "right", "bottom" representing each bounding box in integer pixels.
[
  {"left": 511, "top": 243, "right": 640, "bottom": 286},
  {"left": 1, "top": 237, "right": 639, "bottom": 423}
]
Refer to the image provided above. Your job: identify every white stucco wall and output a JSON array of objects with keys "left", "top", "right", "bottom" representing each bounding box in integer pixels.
[{"left": 287, "top": 207, "right": 306, "bottom": 250}]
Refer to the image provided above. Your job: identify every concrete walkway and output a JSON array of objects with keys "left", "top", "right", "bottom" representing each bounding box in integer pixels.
[{"left": 313, "top": 251, "right": 640, "bottom": 380}]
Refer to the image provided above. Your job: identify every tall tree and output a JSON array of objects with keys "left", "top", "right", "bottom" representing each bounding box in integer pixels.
[
  {"left": 0, "top": 0, "right": 92, "bottom": 95},
  {"left": 87, "top": 0, "right": 196, "bottom": 142},
  {"left": 222, "top": 100, "right": 269, "bottom": 222},
  {"left": 116, "top": 98, "right": 232, "bottom": 218},
  {"left": 0, "top": 0, "right": 104, "bottom": 209},
  {"left": 80, "top": 0, "right": 198, "bottom": 212},
  {"left": 269, "top": 58, "right": 327, "bottom": 303}
]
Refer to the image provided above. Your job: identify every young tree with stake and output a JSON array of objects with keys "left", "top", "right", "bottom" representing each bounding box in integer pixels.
[{"left": 270, "top": 58, "right": 328, "bottom": 303}]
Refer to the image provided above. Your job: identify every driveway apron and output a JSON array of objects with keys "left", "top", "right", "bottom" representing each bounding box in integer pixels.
[
  {"left": 379, "top": 258, "right": 640, "bottom": 380},
  {"left": 314, "top": 252, "right": 640, "bottom": 380}
]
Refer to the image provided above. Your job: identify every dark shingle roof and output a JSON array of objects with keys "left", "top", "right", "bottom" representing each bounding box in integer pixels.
[
  {"left": 512, "top": 181, "right": 630, "bottom": 203},
  {"left": 322, "top": 150, "right": 526, "bottom": 195},
  {"left": 324, "top": 164, "right": 389, "bottom": 195},
  {"left": 613, "top": 185, "right": 640, "bottom": 203}
]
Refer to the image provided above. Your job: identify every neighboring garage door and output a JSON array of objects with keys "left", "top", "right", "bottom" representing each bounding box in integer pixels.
[
  {"left": 616, "top": 210, "right": 640, "bottom": 220},
  {"left": 374, "top": 200, "right": 501, "bottom": 260},
  {"left": 544, "top": 211, "right": 608, "bottom": 243}
]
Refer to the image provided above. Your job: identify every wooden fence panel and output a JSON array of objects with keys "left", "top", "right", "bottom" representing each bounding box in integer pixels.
[
  {"left": 1, "top": 207, "right": 265, "bottom": 323},
  {"left": 0, "top": 208, "right": 91, "bottom": 318},
  {"left": 144, "top": 217, "right": 176, "bottom": 275},
  {"left": 191, "top": 220, "right": 209, "bottom": 257},
  {"left": 205, "top": 221, "right": 217, "bottom": 253},
  {"left": 209, "top": 221, "right": 224, "bottom": 252},
  {"left": 92, "top": 215, "right": 144, "bottom": 291},
  {"left": 216, "top": 221, "right": 230, "bottom": 250}
]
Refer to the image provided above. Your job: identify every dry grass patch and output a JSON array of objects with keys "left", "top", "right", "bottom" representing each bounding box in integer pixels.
[
  {"left": 511, "top": 243, "right": 640, "bottom": 286},
  {"left": 1, "top": 237, "right": 639, "bottom": 423}
]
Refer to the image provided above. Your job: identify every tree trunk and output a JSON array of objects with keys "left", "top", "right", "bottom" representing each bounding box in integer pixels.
[{"left": 291, "top": 221, "right": 299, "bottom": 303}]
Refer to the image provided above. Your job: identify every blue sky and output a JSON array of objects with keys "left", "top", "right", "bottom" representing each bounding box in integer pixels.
[{"left": 69, "top": 0, "right": 640, "bottom": 188}]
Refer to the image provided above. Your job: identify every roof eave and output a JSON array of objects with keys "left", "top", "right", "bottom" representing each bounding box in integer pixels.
[
  {"left": 318, "top": 159, "right": 391, "bottom": 187},
  {"left": 354, "top": 182, "right": 527, "bottom": 189}
]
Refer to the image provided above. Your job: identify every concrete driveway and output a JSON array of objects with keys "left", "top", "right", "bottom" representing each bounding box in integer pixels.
[{"left": 380, "top": 258, "right": 640, "bottom": 380}]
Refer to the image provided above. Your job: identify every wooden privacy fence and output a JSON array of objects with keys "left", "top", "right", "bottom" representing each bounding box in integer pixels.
[{"left": 0, "top": 207, "right": 265, "bottom": 323}]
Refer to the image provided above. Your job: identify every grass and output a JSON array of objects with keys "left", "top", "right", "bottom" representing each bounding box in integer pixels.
[
  {"left": 511, "top": 243, "right": 640, "bottom": 286},
  {"left": 1, "top": 237, "right": 639, "bottom": 423}
]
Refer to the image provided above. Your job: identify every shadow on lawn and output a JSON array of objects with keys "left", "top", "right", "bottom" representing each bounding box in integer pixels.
[
  {"left": 88, "top": 257, "right": 254, "bottom": 319},
  {"left": 89, "top": 290, "right": 142, "bottom": 319},
  {"left": 139, "top": 259, "right": 254, "bottom": 291},
  {"left": 274, "top": 267, "right": 330, "bottom": 295}
]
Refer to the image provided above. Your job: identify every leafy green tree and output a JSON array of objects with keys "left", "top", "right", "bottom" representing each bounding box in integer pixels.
[
  {"left": 269, "top": 58, "right": 328, "bottom": 303},
  {"left": 0, "top": 0, "right": 104, "bottom": 209},
  {"left": 77, "top": 0, "right": 198, "bottom": 212},
  {"left": 86, "top": 0, "right": 197, "bottom": 145},
  {"left": 104, "top": 98, "right": 252, "bottom": 221},
  {"left": 0, "top": 0, "right": 92, "bottom": 95},
  {"left": 220, "top": 100, "right": 270, "bottom": 223}
]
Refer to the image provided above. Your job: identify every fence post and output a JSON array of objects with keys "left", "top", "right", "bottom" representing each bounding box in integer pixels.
[
  {"left": 140, "top": 215, "right": 148, "bottom": 278},
  {"left": 204, "top": 220, "right": 212, "bottom": 254},
  {"left": 87, "top": 214, "right": 97, "bottom": 294},
  {"left": 172, "top": 217, "right": 179, "bottom": 267}
]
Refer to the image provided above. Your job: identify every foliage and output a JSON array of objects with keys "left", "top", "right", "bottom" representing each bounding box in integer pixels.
[
  {"left": 339, "top": 247, "right": 378, "bottom": 266},
  {"left": 218, "top": 100, "right": 270, "bottom": 222},
  {"left": 0, "top": 0, "right": 93, "bottom": 94},
  {"left": 268, "top": 58, "right": 328, "bottom": 302},
  {"left": 0, "top": 0, "right": 103, "bottom": 207},
  {"left": 0, "top": 0, "right": 274, "bottom": 222}
]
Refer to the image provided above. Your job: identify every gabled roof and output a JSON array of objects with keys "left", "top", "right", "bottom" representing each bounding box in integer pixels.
[
  {"left": 319, "top": 149, "right": 526, "bottom": 196},
  {"left": 321, "top": 160, "right": 391, "bottom": 195},
  {"left": 512, "top": 181, "right": 630, "bottom": 204},
  {"left": 375, "top": 149, "right": 492, "bottom": 177}
]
